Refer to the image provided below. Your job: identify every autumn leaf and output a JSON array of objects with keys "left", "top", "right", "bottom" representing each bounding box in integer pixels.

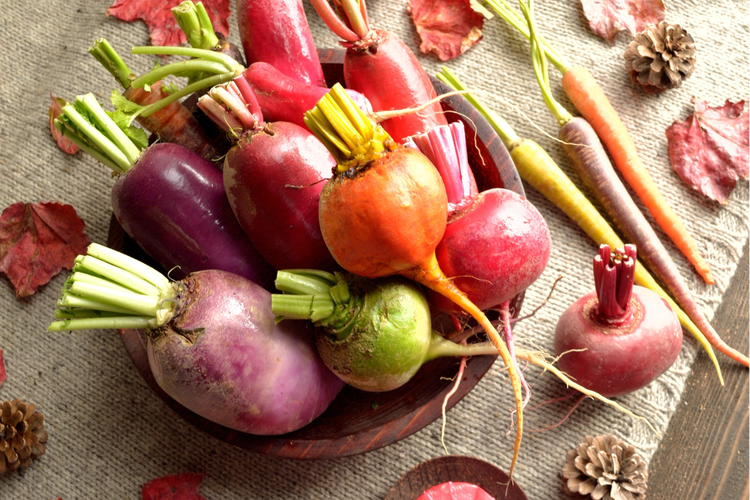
[
  {"left": 48, "top": 95, "right": 79, "bottom": 155},
  {"left": 408, "top": 0, "right": 487, "bottom": 61},
  {"left": 0, "top": 349, "right": 6, "bottom": 388},
  {"left": 141, "top": 473, "right": 206, "bottom": 500},
  {"left": 0, "top": 202, "right": 91, "bottom": 297},
  {"left": 666, "top": 98, "right": 749, "bottom": 204},
  {"left": 107, "top": 0, "right": 230, "bottom": 47},
  {"left": 580, "top": 0, "right": 665, "bottom": 45}
]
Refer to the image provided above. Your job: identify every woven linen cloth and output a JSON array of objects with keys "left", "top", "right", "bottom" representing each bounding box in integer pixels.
[{"left": 0, "top": 0, "right": 747, "bottom": 498}]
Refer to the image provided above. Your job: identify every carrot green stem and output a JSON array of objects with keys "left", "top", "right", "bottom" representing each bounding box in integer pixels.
[
  {"left": 47, "top": 244, "right": 175, "bottom": 332},
  {"left": 172, "top": 0, "right": 220, "bottom": 51},
  {"left": 89, "top": 38, "right": 134, "bottom": 89}
]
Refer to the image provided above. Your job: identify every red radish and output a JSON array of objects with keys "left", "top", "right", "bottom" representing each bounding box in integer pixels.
[
  {"left": 417, "top": 481, "right": 495, "bottom": 500},
  {"left": 48, "top": 244, "right": 344, "bottom": 435},
  {"left": 198, "top": 76, "right": 339, "bottom": 271},
  {"left": 406, "top": 122, "right": 550, "bottom": 314},
  {"left": 89, "top": 38, "right": 222, "bottom": 161},
  {"left": 243, "top": 61, "right": 372, "bottom": 130},
  {"left": 309, "top": 0, "right": 449, "bottom": 143},
  {"left": 236, "top": 0, "right": 327, "bottom": 87},
  {"left": 304, "top": 84, "right": 525, "bottom": 478},
  {"left": 54, "top": 93, "right": 274, "bottom": 288},
  {"left": 554, "top": 245, "right": 683, "bottom": 398}
]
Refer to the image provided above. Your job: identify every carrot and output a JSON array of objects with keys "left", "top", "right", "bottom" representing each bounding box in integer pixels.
[
  {"left": 436, "top": 67, "right": 726, "bottom": 382},
  {"left": 485, "top": 0, "right": 714, "bottom": 284},
  {"left": 517, "top": 0, "right": 747, "bottom": 368},
  {"left": 303, "top": 84, "right": 525, "bottom": 479},
  {"left": 89, "top": 38, "right": 221, "bottom": 161}
]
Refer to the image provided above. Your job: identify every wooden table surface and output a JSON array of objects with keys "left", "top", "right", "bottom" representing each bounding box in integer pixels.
[{"left": 647, "top": 241, "right": 749, "bottom": 499}]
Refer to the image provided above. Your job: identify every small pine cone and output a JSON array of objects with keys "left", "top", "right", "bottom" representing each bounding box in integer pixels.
[
  {"left": 624, "top": 22, "right": 696, "bottom": 94},
  {"left": 0, "top": 399, "right": 48, "bottom": 473},
  {"left": 562, "top": 434, "right": 648, "bottom": 500}
]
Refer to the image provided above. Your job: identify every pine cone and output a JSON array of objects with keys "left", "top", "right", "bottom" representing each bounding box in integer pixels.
[
  {"left": 562, "top": 434, "right": 648, "bottom": 500},
  {"left": 0, "top": 399, "right": 48, "bottom": 473},
  {"left": 624, "top": 22, "right": 696, "bottom": 94}
]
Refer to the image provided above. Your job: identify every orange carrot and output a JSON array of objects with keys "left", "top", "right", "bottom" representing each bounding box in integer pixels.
[
  {"left": 486, "top": 0, "right": 714, "bottom": 284},
  {"left": 561, "top": 66, "right": 713, "bottom": 283},
  {"left": 304, "top": 84, "right": 525, "bottom": 479}
]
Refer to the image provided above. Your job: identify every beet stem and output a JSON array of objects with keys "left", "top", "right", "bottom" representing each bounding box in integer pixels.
[
  {"left": 308, "top": 0, "right": 360, "bottom": 42},
  {"left": 172, "top": 0, "right": 220, "bottom": 51},
  {"left": 89, "top": 38, "right": 134, "bottom": 89}
]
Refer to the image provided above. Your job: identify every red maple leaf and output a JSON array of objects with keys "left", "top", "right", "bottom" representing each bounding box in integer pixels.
[
  {"left": 666, "top": 98, "right": 749, "bottom": 204},
  {"left": 0, "top": 202, "right": 90, "bottom": 297},
  {"left": 49, "top": 94, "right": 79, "bottom": 155},
  {"left": 107, "top": 0, "right": 231, "bottom": 47},
  {"left": 580, "top": 0, "right": 665, "bottom": 45},
  {"left": 408, "top": 0, "right": 486, "bottom": 61},
  {"left": 142, "top": 473, "right": 206, "bottom": 500},
  {"left": 0, "top": 349, "right": 6, "bottom": 388}
]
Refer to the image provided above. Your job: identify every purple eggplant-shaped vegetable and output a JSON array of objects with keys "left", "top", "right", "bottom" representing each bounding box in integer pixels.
[{"left": 54, "top": 93, "right": 274, "bottom": 288}]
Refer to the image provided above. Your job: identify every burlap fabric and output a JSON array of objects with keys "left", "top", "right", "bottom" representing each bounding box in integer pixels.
[{"left": 0, "top": 0, "right": 747, "bottom": 498}]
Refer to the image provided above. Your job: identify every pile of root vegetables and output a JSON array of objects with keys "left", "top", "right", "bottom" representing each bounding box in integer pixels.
[{"left": 46, "top": 0, "right": 745, "bottom": 482}]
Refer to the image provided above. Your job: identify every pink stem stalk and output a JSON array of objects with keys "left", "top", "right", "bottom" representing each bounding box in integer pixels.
[
  {"left": 233, "top": 75, "right": 263, "bottom": 120},
  {"left": 308, "top": 0, "right": 360, "bottom": 42},
  {"left": 209, "top": 86, "right": 258, "bottom": 130},
  {"left": 197, "top": 95, "right": 243, "bottom": 134}
]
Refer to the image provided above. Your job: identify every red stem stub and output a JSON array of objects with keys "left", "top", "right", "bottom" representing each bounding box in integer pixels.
[{"left": 593, "top": 244, "right": 637, "bottom": 325}]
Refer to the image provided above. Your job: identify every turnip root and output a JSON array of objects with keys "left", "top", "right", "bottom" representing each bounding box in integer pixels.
[
  {"left": 554, "top": 245, "right": 683, "bottom": 397},
  {"left": 48, "top": 244, "right": 344, "bottom": 435},
  {"left": 271, "top": 270, "right": 501, "bottom": 392}
]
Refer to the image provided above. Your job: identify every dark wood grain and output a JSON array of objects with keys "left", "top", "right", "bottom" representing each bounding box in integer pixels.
[
  {"left": 384, "top": 455, "right": 528, "bottom": 500},
  {"left": 110, "top": 56, "right": 526, "bottom": 460},
  {"left": 647, "top": 241, "right": 749, "bottom": 499}
]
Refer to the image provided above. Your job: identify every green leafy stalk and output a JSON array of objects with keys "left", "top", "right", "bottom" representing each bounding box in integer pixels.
[
  {"left": 89, "top": 38, "right": 135, "bottom": 89},
  {"left": 55, "top": 94, "right": 147, "bottom": 173},
  {"left": 48, "top": 243, "right": 175, "bottom": 332},
  {"left": 172, "top": 1, "right": 220, "bottom": 50}
]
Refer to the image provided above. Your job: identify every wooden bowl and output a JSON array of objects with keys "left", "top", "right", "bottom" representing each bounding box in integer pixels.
[
  {"left": 108, "top": 51, "right": 525, "bottom": 460},
  {"left": 384, "top": 455, "right": 528, "bottom": 499}
]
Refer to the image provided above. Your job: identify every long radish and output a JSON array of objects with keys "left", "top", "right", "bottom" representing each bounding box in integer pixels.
[
  {"left": 435, "top": 66, "right": 725, "bottom": 381},
  {"left": 236, "top": 0, "right": 327, "bottom": 87},
  {"left": 309, "top": 0, "right": 449, "bottom": 143},
  {"left": 486, "top": 0, "right": 714, "bottom": 284},
  {"left": 54, "top": 93, "right": 274, "bottom": 288},
  {"left": 517, "top": 0, "right": 747, "bottom": 368},
  {"left": 555, "top": 244, "right": 683, "bottom": 398},
  {"left": 304, "top": 84, "right": 525, "bottom": 478},
  {"left": 48, "top": 244, "right": 344, "bottom": 435},
  {"left": 197, "top": 76, "right": 339, "bottom": 271},
  {"left": 271, "top": 270, "right": 502, "bottom": 392},
  {"left": 89, "top": 38, "right": 222, "bottom": 161}
]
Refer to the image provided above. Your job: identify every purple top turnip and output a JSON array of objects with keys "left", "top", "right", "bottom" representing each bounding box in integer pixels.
[
  {"left": 554, "top": 245, "right": 683, "bottom": 398},
  {"left": 48, "top": 244, "right": 344, "bottom": 435}
]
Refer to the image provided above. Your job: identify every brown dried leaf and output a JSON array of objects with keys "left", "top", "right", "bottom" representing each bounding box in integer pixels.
[
  {"left": 141, "top": 472, "right": 206, "bottom": 500},
  {"left": 666, "top": 98, "right": 749, "bottom": 204},
  {"left": 580, "top": 0, "right": 666, "bottom": 45},
  {"left": 408, "top": 0, "right": 486, "bottom": 61}
]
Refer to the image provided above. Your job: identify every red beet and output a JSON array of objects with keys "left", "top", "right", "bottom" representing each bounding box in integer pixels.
[{"left": 554, "top": 245, "right": 683, "bottom": 397}]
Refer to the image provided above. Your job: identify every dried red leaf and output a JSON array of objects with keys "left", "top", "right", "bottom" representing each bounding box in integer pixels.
[
  {"left": 48, "top": 94, "right": 79, "bottom": 155},
  {"left": 141, "top": 473, "right": 206, "bottom": 500},
  {"left": 0, "top": 202, "right": 90, "bottom": 297},
  {"left": 580, "top": 0, "right": 665, "bottom": 45},
  {"left": 408, "top": 0, "right": 485, "bottom": 61},
  {"left": 107, "top": 0, "right": 230, "bottom": 47},
  {"left": 0, "top": 349, "right": 6, "bottom": 388},
  {"left": 666, "top": 98, "right": 749, "bottom": 204}
]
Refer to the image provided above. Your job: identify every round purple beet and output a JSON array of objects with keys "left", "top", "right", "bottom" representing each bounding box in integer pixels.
[
  {"left": 111, "top": 142, "right": 275, "bottom": 288},
  {"left": 146, "top": 270, "right": 345, "bottom": 435}
]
